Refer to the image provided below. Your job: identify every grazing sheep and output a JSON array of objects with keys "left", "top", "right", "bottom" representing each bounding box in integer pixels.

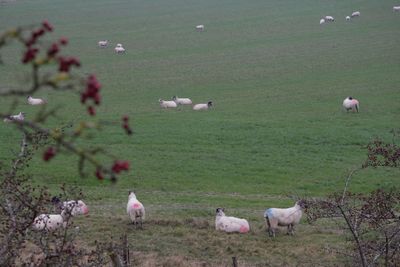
[
  {"left": 98, "top": 40, "right": 108, "bottom": 47},
  {"left": 115, "top": 43, "right": 125, "bottom": 53},
  {"left": 343, "top": 96, "right": 360, "bottom": 112},
  {"left": 193, "top": 101, "right": 212, "bottom": 111},
  {"left": 325, "top": 16, "right": 335, "bottom": 21},
  {"left": 172, "top": 96, "right": 192, "bottom": 105},
  {"left": 394, "top": 6, "right": 400, "bottom": 11},
  {"left": 264, "top": 200, "right": 306, "bottom": 237},
  {"left": 346, "top": 16, "right": 351, "bottom": 21},
  {"left": 195, "top": 25, "right": 204, "bottom": 31},
  {"left": 127, "top": 191, "right": 145, "bottom": 228},
  {"left": 27, "top": 96, "right": 46, "bottom": 105},
  {"left": 215, "top": 208, "right": 250, "bottom": 233},
  {"left": 320, "top": 18, "right": 326, "bottom": 24},
  {"left": 351, "top": 11, "right": 360, "bottom": 17},
  {"left": 159, "top": 99, "right": 177, "bottom": 108},
  {"left": 3, "top": 112, "right": 25, "bottom": 123}
]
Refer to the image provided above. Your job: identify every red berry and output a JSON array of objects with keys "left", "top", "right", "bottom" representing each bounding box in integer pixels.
[
  {"left": 42, "top": 20, "right": 53, "bottom": 32},
  {"left": 95, "top": 168, "right": 104, "bottom": 180},
  {"left": 43, "top": 147, "right": 56, "bottom": 161},
  {"left": 122, "top": 115, "right": 129, "bottom": 122},
  {"left": 88, "top": 106, "right": 96, "bottom": 116},
  {"left": 59, "top": 37, "right": 68, "bottom": 45}
]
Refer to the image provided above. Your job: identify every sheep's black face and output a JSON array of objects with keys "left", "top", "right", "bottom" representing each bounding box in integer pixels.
[{"left": 298, "top": 200, "right": 307, "bottom": 209}]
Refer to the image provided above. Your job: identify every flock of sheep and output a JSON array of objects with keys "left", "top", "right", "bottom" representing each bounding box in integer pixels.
[
  {"left": 3, "top": 96, "right": 46, "bottom": 123},
  {"left": 159, "top": 96, "right": 213, "bottom": 111},
  {"left": 320, "top": 6, "right": 400, "bottom": 24},
  {"left": 31, "top": 190, "right": 306, "bottom": 238}
]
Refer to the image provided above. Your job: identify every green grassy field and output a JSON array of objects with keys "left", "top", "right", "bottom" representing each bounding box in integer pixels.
[{"left": 0, "top": 0, "right": 399, "bottom": 265}]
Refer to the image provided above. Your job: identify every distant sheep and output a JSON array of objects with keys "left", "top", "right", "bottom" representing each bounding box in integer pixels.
[
  {"left": 115, "top": 43, "right": 125, "bottom": 53},
  {"left": 98, "top": 40, "right": 108, "bottom": 47},
  {"left": 325, "top": 16, "right": 335, "bottom": 22},
  {"left": 193, "top": 101, "right": 212, "bottom": 111},
  {"left": 346, "top": 16, "right": 351, "bottom": 21},
  {"left": 159, "top": 99, "right": 177, "bottom": 108},
  {"left": 195, "top": 25, "right": 204, "bottom": 31},
  {"left": 215, "top": 208, "right": 250, "bottom": 233},
  {"left": 264, "top": 200, "right": 306, "bottom": 237},
  {"left": 127, "top": 191, "right": 145, "bottom": 228},
  {"left": 172, "top": 96, "right": 192, "bottom": 105},
  {"left": 27, "top": 96, "right": 46, "bottom": 105},
  {"left": 52, "top": 197, "right": 89, "bottom": 216},
  {"left": 394, "top": 6, "right": 400, "bottom": 11},
  {"left": 3, "top": 112, "right": 25, "bottom": 123},
  {"left": 320, "top": 18, "right": 325, "bottom": 25},
  {"left": 343, "top": 96, "right": 360, "bottom": 112},
  {"left": 351, "top": 11, "right": 360, "bottom": 17}
]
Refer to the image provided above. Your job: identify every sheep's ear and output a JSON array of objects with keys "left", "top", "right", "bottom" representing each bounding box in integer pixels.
[{"left": 128, "top": 191, "right": 132, "bottom": 195}]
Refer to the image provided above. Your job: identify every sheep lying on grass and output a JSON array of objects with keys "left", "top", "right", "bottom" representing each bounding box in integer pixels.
[
  {"left": 193, "top": 101, "right": 212, "bottom": 111},
  {"left": 325, "top": 16, "right": 335, "bottom": 22},
  {"left": 351, "top": 11, "right": 360, "bottom": 17},
  {"left": 159, "top": 99, "right": 177, "bottom": 108},
  {"left": 343, "top": 96, "right": 359, "bottom": 112},
  {"left": 115, "top": 43, "right": 125, "bottom": 53},
  {"left": 394, "top": 6, "right": 400, "bottom": 11},
  {"left": 98, "top": 40, "right": 108, "bottom": 47},
  {"left": 215, "top": 208, "right": 250, "bottom": 233},
  {"left": 3, "top": 112, "right": 25, "bottom": 123},
  {"left": 27, "top": 96, "right": 46, "bottom": 105},
  {"left": 127, "top": 191, "right": 145, "bottom": 228},
  {"left": 51, "top": 197, "right": 89, "bottom": 216},
  {"left": 264, "top": 200, "right": 306, "bottom": 237},
  {"left": 172, "top": 96, "right": 192, "bottom": 105},
  {"left": 195, "top": 25, "right": 204, "bottom": 31}
]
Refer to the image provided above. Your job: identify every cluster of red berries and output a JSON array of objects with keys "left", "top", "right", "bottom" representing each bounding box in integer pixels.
[
  {"left": 22, "top": 20, "right": 53, "bottom": 64},
  {"left": 81, "top": 75, "right": 101, "bottom": 116},
  {"left": 95, "top": 160, "right": 130, "bottom": 181},
  {"left": 122, "top": 115, "right": 133, "bottom": 135}
]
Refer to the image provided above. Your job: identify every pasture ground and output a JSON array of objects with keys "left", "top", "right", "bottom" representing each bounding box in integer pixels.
[{"left": 0, "top": 0, "right": 399, "bottom": 265}]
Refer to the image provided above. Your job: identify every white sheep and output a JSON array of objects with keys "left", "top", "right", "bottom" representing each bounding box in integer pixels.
[
  {"left": 393, "top": 6, "right": 400, "bottom": 11},
  {"left": 320, "top": 18, "right": 326, "bottom": 25},
  {"left": 342, "top": 96, "right": 360, "bottom": 112},
  {"left": 159, "top": 99, "right": 177, "bottom": 109},
  {"left": 51, "top": 197, "right": 89, "bottom": 216},
  {"left": 172, "top": 96, "right": 192, "bottom": 105},
  {"left": 27, "top": 96, "right": 46, "bottom": 105},
  {"left": 351, "top": 11, "right": 360, "bottom": 17},
  {"left": 325, "top": 16, "right": 335, "bottom": 22},
  {"left": 115, "top": 43, "right": 125, "bottom": 53},
  {"left": 264, "top": 200, "right": 306, "bottom": 237},
  {"left": 98, "top": 40, "right": 108, "bottom": 47},
  {"left": 195, "top": 25, "right": 204, "bottom": 31},
  {"left": 32, "top": 199, "right": 89, "bottom": 231},
  {"left": 193, "top": 101, "right": 212, "bottom": 111},
  {"left": 215, "top": 208, "right": 250, "bottom": 233},
  {"left": 3, "top": 112, "right": 25, "bottom": 123},
  {"left": 346, "top": 16, "right": 351, "bottom": 21},
  {"left": 127, "top": 191, "right": 145, "bottom": 228}
]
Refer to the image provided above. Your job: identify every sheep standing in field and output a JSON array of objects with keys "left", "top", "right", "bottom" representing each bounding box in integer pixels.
[
  {"left": 27, "top": 96, "right": 46, "bottom": 105},
  {"left": 127, "top": 191, "right": 145, "bottom": 228},
  {"left": 320, "top": 18, "right": 326, "bottom": 25},
  {"left": 195, "top": 24, "right": 204, "bottom": 31},
  {"left": 32, "top": 200, "right": 86, "bottom": 231},
  {"left": 343, "top": 96, "right": 360, "bottom": 112},
  {"left": 3, "top": 112, "right": 25, "bottom": 123},
  {"left": 98, "top": 40, "right": 108, "bottom": 48},
  {"left": 325, "top": 16, "right": 335, "bottom": 22},
  {"left": 159, "top": 99, "right": 177, "bottom": 109},
  {"left": 193, "top": 101, "right": 212, "bottom": 111},
  {"left": 115, "top": 43, "right": 125, "bottom": 53},
  {"left": 264, "top": 200, "right": 306, "bottom": 237},
  {"left": 172, "top": 96, "right": 192, "bottom": 105},
  {"left": 351, "top": 11, "right": 361, "bottom": 17},
  {"left": 346, "top": 16, "right": 351, "bottom": 21},
  {"left": 215, "top": 208, "right": 250, "bottom": 233}
]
